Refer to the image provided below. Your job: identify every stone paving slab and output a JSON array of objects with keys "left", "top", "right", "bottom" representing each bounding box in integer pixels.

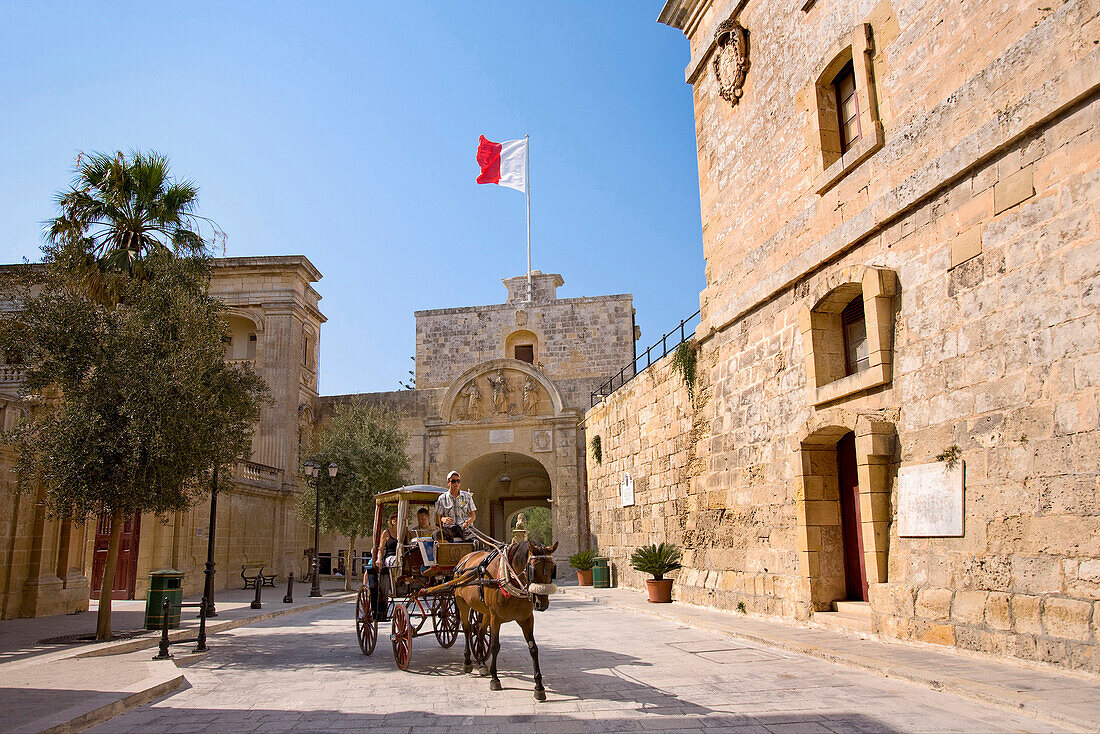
[
  {"left": 87, "top": 594, "right": 1072, "bottom": 733},
  {"left": 0, "top": 581, "right": 355, "bottom": 733},
  {"left": 561, "top": 585, "right": 1100, "bottom": 732}
]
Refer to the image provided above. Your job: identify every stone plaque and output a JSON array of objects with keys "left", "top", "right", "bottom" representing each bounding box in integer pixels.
[
  {"left": 897, "top": 460, "right": 965, "bottom": 537},
  {"left": 489, "top": 429, "right": 514, "bottom": 444},
  {"left": 532, "top": 429, "right": 552, "bottom": 452},
  {"left": 620, "top": 472, "right": 635, "bottom": 507}
]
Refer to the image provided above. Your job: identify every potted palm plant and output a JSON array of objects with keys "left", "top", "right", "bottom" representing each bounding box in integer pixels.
[
  {"left": 630, "top": 543, "right": 682, "bottom": 603},
  {"left": 569, "top": 549, "right": 597, "bottom": 586}
]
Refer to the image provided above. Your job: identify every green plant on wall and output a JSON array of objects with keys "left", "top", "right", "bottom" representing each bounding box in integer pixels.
[
  {"left": 589, "top": 434, "right": 602, "bottom": 465},
  {"left": 670, "top": 340, "right": 697, "bottom": 400},
  {"left": 935, "top": 444, "right": 962, "bottom": 469}
]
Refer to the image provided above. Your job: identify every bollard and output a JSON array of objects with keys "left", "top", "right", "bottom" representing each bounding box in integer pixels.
[
  {"left": 153, "top": 596, "right": 173, "bottom": 660},
  {"left": 194, "top": 596, "right": 208, "bottom": 653},
  {"left": 251, "top": 577, "right": 263, "bottom": 610},
  {"left": 283, "top": 571, "right": 294, "bottom": 603}
]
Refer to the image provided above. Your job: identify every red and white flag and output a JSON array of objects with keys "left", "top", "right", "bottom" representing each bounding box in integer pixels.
[{"left": 476, "top": 135, "right": 527, "bottom": 193}]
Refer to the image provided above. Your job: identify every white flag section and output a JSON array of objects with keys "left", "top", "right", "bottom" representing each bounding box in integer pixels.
[{"left": 497, "top": 138, "right": 527, "bottom": 193}]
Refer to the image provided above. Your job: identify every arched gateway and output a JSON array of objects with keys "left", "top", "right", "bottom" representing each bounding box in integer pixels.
[{"left": 428, "top": 358, "right": 580, "bottom": 559}]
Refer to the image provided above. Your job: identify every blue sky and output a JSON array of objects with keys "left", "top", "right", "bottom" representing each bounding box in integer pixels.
[{"left": 0, "top": 2, "right": 703, "bottom": 395}]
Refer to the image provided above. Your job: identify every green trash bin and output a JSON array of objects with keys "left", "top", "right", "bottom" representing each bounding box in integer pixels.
[
  {"left": 144, "top": 570, "right": 184, "bottom": 630},
  {"left": 592, "top": 557, "right": 611, "bottom": 588}
]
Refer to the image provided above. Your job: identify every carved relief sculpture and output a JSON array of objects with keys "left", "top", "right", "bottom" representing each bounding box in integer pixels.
[
  {"left": 714, "top": 18, "right": 749, "bottom": 106},
  {"left": 522, "top": 375, "right": 540, "bottom": 416},
  {"left": 462, "top": 381, "right": 482, "bottom": 421},
  {"left": 487, "top": 368, "right": 510, "bottom": 414}
]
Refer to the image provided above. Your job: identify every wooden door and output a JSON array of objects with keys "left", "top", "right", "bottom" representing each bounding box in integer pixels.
[
  {"left": 90, "top": 513, "right": 141, "bottom": 600},
  {"left": 836, "top": 433, "right": 868, "bottom": 601}
]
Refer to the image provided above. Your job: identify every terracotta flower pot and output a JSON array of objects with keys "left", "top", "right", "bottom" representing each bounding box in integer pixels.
[
  {"left": 646, "top": 578, "right": 673, "bottom": 603},
  {"left": 576, "top": 569, "right": 593, "bottom": 586}
]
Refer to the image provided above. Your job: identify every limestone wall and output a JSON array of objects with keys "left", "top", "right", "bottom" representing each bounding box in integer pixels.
[
  {"left": 583, "top": 0, "right": 1100, "bottom": 672},
  {"left": 415, "top": 272, "right": 635, "bottom": 396}
]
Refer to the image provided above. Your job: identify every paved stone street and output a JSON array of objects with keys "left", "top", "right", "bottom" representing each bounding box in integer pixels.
[{"left": 89, "top": 595, "right": 1068, "bottom": 733}]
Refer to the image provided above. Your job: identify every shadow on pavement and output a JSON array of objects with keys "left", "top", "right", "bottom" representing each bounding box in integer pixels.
[{"left": 88, "top": 706, "right": 903, "bottom": 733}]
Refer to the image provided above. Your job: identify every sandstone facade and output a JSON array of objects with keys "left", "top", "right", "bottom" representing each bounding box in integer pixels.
[
  {"left": 0, "top": 256, "right": 324, "bottom": 614},
  {"left": 585, "top": 0, "right": 1100, "bottom": 672}
]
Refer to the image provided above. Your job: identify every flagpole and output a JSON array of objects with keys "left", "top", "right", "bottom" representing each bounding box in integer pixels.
[{"left": 525, "top": 134, "right": 531, "bottom": 303}]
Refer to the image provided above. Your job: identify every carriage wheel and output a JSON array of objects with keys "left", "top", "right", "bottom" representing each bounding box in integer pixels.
[
  {"left": 433, "top": 594, "right": 459, "bottom": 649},
  {"left": 391, "top": 603, "right": 412, "bottom": 670},
  {"left": 469, "top": 608, "right": 491, "bottom": 663},
  {"left": 355, "top": 586, "right": 377, "bottom": 655}
]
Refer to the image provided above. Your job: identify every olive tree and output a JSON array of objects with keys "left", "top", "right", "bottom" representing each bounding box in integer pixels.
[
  {"left": 1, "top": 152, "right": 265, "bottom": 640},
  {"left": 299, "top": 401, "right": 410, "bottom": 590}
]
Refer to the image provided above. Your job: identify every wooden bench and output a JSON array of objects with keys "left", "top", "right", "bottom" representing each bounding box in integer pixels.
[{"left": 241, "top": 563, "right": 277, "bottom": 589}]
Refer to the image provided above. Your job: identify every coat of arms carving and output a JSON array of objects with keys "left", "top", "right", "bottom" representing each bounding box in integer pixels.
[{"left": 713, "top": 18, "right": 749, "bottom": 106}]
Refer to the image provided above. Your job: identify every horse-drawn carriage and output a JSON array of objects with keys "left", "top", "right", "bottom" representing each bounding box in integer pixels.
[
  {"left": 355, "top": 484, "right": 560, "bottom": 699},
  {"left": 354, "top": 484, "right": 487, "bottom": 669}
]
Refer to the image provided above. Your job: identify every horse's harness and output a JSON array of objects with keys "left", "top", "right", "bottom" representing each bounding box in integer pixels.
[{"left": 413, "top": 526, "right": 554, "bottom": 603}]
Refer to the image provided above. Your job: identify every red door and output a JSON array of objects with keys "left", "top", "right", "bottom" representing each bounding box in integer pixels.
[
  {"left": 91, "top": 513, "right": 141, "bottom": 600},
  {"left": 836, "top": 433, "right": 868, "bottom": 601}
]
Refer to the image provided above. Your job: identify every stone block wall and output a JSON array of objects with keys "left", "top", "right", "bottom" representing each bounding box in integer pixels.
[
  {"left": 415, "top": 271, "right": 636, "bottom": 402},
  {"left": 583, "top": 0, "right": 1100, "bottom": 672}
]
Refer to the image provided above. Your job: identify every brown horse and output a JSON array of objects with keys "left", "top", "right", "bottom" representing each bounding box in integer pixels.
[{"left": 453, "top": 540, "right": 558, "bottom": 701}]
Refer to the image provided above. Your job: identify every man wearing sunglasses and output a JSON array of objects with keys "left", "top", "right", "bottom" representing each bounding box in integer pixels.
[{"left": 435, "top": 470, "right": 476, "bottom": 543}]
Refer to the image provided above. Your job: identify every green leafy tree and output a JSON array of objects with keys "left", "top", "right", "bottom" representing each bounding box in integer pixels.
[
  {"left": 1, "top": 152, "right": 265, "bottom": 640},
  {"left": 299, "top": 401, "right": 410, "bottom": 590}
]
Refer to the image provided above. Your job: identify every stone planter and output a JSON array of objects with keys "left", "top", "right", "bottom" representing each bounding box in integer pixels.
[
  {"left": 576, "top": 569, "right": 593, "bottom": 586},
  {"left": 646, "top": 578, "right": 673, "bottom": 603}
]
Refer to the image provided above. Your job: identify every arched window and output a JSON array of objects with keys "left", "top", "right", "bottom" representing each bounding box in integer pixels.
[
  {"left": 799, "top": 267, "right": 895, "bottom": 405},
  {"left": 809, "top": 24, "right": 883, "bottom": 194},
  {"left": 505, "top": 330, "right": 539, "bottom": 364},
  {"left": 226, "top": 315, "right": 259, "bottom": 362}
]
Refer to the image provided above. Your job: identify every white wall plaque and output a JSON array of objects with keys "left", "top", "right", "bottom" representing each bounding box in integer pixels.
[
  {"left": 620, "top": 472, "right": 635, "bottom": 507},
  {"left": 489, "top": 429, "right": 514, "bottom": 444},
  {"left": 897, "top": 460, "right": 965, "bottom": 537}
]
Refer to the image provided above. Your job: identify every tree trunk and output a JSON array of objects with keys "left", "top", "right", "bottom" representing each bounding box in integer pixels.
[
  {"left": 346, "top": 537, "right": 354, "bottom": 592},
  {"left": 95, "top": 507, "right": 125, "bottom": 641}
]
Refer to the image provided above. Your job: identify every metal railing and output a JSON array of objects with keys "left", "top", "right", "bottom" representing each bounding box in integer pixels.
[{"left": 591, "top": 309, "right": 701, "bottom": 406}]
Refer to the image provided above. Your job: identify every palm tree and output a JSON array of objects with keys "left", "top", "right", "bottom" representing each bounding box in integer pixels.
[{"left": 45, "top": 150, "right": 222, "bottom": 303}]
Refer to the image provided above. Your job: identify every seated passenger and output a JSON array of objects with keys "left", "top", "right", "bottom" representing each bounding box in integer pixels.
[
  {"left": 377, "top": 512, "right": 400, "bottom": 567},
  {"left": 403, "top": 507, "right": 434, "bottom": 541}
]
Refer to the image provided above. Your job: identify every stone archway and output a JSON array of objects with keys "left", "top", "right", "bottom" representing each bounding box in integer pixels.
[{"left": 458, "top": 451, "right": 551, "bottom": 541}]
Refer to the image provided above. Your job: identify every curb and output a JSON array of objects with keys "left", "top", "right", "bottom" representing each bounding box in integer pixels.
[
  {"left": 72, "top": 592, "right": 356, "bottom": 659},
  {"left": 37, "top": 675, "right": 186, "bottom": 734},
  {"left": 559, "top": 587, "right": 1095, "bottom": 733}
]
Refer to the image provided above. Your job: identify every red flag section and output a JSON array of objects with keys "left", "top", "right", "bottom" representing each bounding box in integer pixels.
[{"left": 476, "top": 135, "right": 502, "bottom": 185}]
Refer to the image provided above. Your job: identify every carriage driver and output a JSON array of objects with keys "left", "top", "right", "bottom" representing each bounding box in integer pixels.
[{"left": 435, "top": 470, "right": 476, "bottom": 543}]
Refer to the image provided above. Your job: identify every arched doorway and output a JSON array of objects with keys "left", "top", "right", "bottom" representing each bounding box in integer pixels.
[{"left": 459, "top": 452, "right": 551, "bottom": 541}]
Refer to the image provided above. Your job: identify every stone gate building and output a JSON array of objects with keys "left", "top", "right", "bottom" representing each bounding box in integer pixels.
[
  {"left": 584, "top": 0, "right": 1100, "bottom": 673},
  {"left": 319, "top": 271, "right": 637, "bottom": 562}
]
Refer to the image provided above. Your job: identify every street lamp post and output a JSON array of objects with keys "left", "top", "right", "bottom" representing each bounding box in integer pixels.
[
  {"left": 304, "top": 461, "right": 338, "bottom": 598},
  {"left": 203, "top": 464, "right": 220, "bottom": 618}
]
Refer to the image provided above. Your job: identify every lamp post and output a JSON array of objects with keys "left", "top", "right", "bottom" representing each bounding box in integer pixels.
[
  {"left": 304, "top": 461, "right": 338, "bottom": 598},
  {"left": 203, "top": 464, "right": 220, "bottom": 617}
]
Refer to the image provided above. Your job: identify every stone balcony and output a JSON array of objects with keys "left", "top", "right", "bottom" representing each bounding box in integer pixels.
[{"left": 231, "top": 459, "right": 284, "bottom": 494}]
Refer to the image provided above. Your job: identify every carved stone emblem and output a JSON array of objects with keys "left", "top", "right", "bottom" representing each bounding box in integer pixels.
[
  {"left": 713, "top": 18, "right": 749, "bottom": 106},
  {"left": 533, "top": 430, "right": 552, "bottom": 453},
  {"left": 515, "top": 309, "right": 528, "bottom": 326}
]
